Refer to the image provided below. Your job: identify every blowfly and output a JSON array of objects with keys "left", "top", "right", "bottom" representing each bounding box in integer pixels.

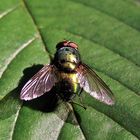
[{"left": 20, "top": 40, "right": 115, "bottom": 105}]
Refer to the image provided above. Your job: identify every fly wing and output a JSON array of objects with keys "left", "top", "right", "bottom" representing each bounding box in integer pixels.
[
  {"left": 76, "top": 64, "right": 115, "bottom": 105},
  {"left": 20, "top": 64, "right": 58, "bottom": 100}
]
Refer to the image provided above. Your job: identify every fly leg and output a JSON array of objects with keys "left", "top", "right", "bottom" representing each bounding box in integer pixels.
[
  {"left": 78, "top": 87, "right": 83, "bottom": 96},
  {"left": 69, "top": 89, "right": 87, "bottom": 110},
  {"left": 77, "top": 88, "right": 87, "bottom": 109},
  {"left": 69, "top": 100, "right": 86, "bottom": 110}
]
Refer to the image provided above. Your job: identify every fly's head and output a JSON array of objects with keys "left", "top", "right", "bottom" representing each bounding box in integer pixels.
[{"left": 54, "top": 40, "right": 81, "bottom": 71}]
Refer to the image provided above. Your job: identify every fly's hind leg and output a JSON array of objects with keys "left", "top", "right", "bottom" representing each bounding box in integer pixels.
[
  {"left": 78, "top": 88, "right": 87, "bottom": 109},
  {"left": 78, "top": 87, "right": 83, "bottom": 96},
  {"left": 69, "top": 100, "right": 86, "bottom": 110},
  {"left": 69, "top": 89, "right": 87, "bottom": 110}
]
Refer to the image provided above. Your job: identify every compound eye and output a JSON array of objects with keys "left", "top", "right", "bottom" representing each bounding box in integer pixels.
[
  {"left": 56, "top": 40, "right": 69, "bottom": 49},
  {"left": 69, "top": 42, "right": 78, "bottom": 49},
  {"left": 56, "top": 40, "right": 78, "bottom": 50}
]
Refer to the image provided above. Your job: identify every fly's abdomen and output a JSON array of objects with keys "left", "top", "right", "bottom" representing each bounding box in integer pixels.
[{"left": 57, "top": 72, "right": 80, "bottom": 101}]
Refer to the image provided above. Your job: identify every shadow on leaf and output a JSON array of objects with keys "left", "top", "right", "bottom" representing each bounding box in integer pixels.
[{"left": 0, "top": 64, "right": 59, "bottom": 120}]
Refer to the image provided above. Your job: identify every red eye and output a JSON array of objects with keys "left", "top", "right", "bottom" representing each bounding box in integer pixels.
[
  {"left": 69, "top": 42, "right": 78, "bottom": 49},
  {"left": 56, "top": 40, "right": 78, "bottom": 49}
]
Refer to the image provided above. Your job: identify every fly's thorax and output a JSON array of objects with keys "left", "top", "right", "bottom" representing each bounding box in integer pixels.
[{"left": 54, "top": 47, "right": 81, "bottom": 72}]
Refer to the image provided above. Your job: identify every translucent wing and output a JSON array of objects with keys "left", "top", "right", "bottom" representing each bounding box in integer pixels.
[
  {"left": 76, "top": 64, "right": 115, "bottom": 105},
  {"left": 20, "top": 64, "right": 58, "bottom": 100}
]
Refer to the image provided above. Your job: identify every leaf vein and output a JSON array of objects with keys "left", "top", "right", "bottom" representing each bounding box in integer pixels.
[
  {"left": 87, "top": 105, "right": 139, "bottom": 139},
  {"left": 71, "top": 0, "right": 140, "bottom": 33},
  {"left": 0, "top": 36, "right": 37, "bottom": 78},
  {"left": 0, "top": 5, "right": 20, "bottom": 20}
]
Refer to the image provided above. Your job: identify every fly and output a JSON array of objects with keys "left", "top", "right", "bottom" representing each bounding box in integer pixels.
[{"left": 20, "top": 40, "right": 115, "bottom": 105}]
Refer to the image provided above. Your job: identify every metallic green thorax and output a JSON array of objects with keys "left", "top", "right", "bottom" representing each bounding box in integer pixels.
[{"left": 53, "top": 46, "right": 81, "bottom": 100}]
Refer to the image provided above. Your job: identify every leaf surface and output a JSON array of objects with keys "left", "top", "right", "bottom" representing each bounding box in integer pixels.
[{"left": 0, "top": 0, "right": 140, "bottom": 140}]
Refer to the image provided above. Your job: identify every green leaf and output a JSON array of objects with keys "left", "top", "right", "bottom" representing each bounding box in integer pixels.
[{"left": 0, "top": 0, "right": 140, "bottom": 140}]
